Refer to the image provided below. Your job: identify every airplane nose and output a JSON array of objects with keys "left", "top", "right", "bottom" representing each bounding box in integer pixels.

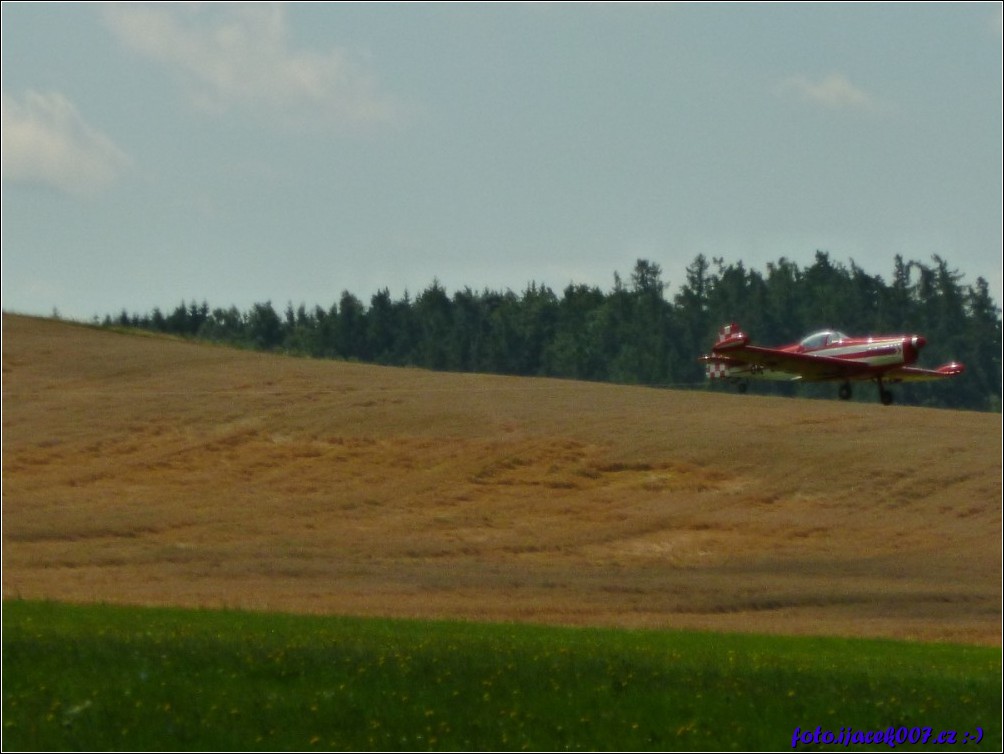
[{"left": 904, "top": 336, "right": 925, "bottom": 363}]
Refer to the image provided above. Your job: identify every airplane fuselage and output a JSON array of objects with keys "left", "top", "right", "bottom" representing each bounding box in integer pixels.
[{"left": 782, "top": 333, "right": 926, "bottom": 372}]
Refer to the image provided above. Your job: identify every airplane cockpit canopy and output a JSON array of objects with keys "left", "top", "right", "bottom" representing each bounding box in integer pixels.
[{"left": 800, "top": 330, "right": 848, "bottom": 350}]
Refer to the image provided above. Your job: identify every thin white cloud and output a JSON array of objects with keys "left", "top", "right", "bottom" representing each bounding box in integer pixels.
[
  {"left": 100, "top": 3, "right": 401, "bottom": 129},
  {"left": 777, "top": 73, "right": 881, "bottom": 112},
  {"left": 1, "top": 90, "right": 131, "bottom": 196}
]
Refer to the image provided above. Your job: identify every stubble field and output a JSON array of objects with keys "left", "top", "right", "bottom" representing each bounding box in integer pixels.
[{"left": 3, "top": 313, "right": 1000, "bottom": 644}]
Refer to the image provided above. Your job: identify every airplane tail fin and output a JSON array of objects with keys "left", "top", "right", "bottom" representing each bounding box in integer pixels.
[
  {"left": 712, "top": 322, "right": 749, "bottom": 352},
  {"left": 716, "top": 322, "right": 742, "bottom": 344},
  {"left": 699, "top": 323, "right": 744, "bottom": 380},
  {"left": 699, "top": 323, "right": 750, "bottom": 380}
]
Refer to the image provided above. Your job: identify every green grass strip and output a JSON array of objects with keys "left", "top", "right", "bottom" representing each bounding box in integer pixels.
[{"left": 2, "top": 600, "right": 1000, "bottom": 751}]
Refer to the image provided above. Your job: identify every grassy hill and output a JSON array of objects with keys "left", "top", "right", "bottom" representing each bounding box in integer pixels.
[{"left": 3, "top": 313, "right": 1001, "bottom": 644}]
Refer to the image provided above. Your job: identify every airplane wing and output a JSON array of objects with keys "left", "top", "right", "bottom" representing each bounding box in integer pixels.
[
  {"left": 882, "top": 363, "right": 965, "bottom": 382},
  {"left": 708, "top": 341, "right": 875, "bottom": 381}
]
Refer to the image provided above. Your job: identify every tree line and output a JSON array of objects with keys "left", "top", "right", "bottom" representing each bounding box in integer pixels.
[{"left": 104, "top": 252, "right": 1002, "bottom": 411}]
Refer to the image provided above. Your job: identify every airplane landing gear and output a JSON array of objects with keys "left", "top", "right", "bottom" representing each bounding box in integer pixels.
[
  {"left": 876, "top": 378, "right": 894, "bottom": 406},
  {"left": 838, "top": 382, "right": 852, "bottom": 401}
]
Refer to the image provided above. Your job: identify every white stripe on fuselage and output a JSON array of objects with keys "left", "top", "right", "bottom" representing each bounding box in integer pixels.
[{"left": 807, "top": 339, "right": 905, "bottom": 367}]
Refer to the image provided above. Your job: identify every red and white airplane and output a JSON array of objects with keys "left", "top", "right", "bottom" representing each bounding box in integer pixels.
[{"left": 699, "top": 323, "right": 964, "bottom": 405}]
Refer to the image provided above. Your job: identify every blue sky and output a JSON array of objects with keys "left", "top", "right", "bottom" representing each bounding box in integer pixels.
[{"left": 2, "top": 2, "right": 1001, "bottom": 321}]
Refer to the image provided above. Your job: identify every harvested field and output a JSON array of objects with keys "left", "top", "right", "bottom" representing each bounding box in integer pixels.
[{"left": 2, "top": 313, "right": 1001, "bottom": 643}]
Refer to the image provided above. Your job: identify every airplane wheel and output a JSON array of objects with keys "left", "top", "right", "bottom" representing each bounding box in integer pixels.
[
  {"left": 838, "top": 383, "right": 852, "bottom": 401},
  {"left": 880, "top": 389, "right": 894, "bottom": 406}
]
